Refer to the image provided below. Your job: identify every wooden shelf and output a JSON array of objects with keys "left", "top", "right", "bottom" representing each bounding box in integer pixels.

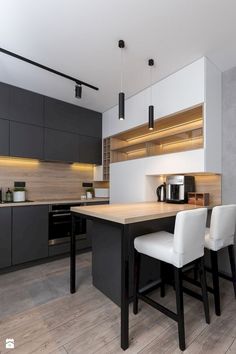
[
  {"left": 103, "top": 137, "right": 110, "bottom": 180},
  {"left": 110, "top": 105, "right": 204, "bottom": 163}
]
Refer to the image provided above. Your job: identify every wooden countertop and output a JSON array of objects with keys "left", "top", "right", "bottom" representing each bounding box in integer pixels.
[
  {"left": 71, "top": 202, "right": 211, "bottom": 224},
  {"left": 0, "top": 198, "right": 109, "bottom": 208}
]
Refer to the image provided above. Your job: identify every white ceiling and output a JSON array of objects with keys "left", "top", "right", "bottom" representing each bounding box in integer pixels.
[{"left": 0, "top": 0, "right": 236, "bottom": 113}]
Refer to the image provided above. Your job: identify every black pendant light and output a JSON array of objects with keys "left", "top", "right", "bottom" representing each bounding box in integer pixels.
[
  {"left": 118, "top": 40, "right": 125, "bottom": 120},
  {"left": 148, "top": 59, "right": 154, "bottom": 130}
]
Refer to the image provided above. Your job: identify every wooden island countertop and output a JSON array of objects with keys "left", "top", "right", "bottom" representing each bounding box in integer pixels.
[{"left": 71, "top": 201, "right": 209, "bottom": 224}]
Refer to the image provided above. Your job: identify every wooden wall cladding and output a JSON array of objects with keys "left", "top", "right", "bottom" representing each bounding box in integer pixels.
[{"left": 0, "top": 158, "right": 106, "bottom": 201}]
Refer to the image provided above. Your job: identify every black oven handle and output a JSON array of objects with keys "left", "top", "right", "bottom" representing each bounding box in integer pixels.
[{"left": 52, "top": 213, "right": 71, "bottom": 217}]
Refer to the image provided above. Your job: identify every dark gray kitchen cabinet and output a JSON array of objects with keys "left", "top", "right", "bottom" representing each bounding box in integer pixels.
[
  {"left": 10, "top": 122, "right": 44, "bottom": 159},
  {"left": 75, "top": 108, "right": 102, "bottom": 138},
  {"left": 44, "top": 97, "right": 102, "bottom": 138},
  {"left": 0, "top": 82, "right": 10, "bottom": 119},
  {"left": 78, "top": 136, "right": 102, "bottom": 164},
  {"left": 0, "top": 208, "right": 11, "bottom": 269},
  {"left": 12, "top": 206, "right": 49, "bottom": 265},
  {"left": 0, "top": 118, "right": 9, "bottom": 156},
  {"left": 44, "top": 128, "right": 79, "bottom": 162},
  {"left": 9, "top": 86, "right": 44, "bottom": 126},
  {"left": 44, "top": 97, "right": 78, "bottom": 133}
]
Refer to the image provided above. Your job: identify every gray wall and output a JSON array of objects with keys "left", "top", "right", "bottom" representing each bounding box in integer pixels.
[
  {"left": 222, "top": 66, "right": 236, "bottom": 204},
  {"left": 219, "top": 66, "right": 236, "bottom": 273}
]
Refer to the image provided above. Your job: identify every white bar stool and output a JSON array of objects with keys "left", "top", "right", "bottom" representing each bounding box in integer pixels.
[
  {"left": 204, "top": 204, "right": 236, "bottom": 316},
  {"left": 133, "top": 208, "right": 209, "bottom": 351}
]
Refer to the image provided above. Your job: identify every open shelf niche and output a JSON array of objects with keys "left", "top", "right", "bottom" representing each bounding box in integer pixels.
[{"left": 109, "top": 105, "right": 204, "bottom": 163}]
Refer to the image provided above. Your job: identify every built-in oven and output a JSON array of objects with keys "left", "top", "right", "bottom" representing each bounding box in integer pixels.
[{"left": 48, "top": 203, "right": 86, "bottom": 246}]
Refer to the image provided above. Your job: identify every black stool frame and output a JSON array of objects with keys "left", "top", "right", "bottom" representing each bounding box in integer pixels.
[{"left": 133, "top": 250, "right": 210, "bottom": 351}]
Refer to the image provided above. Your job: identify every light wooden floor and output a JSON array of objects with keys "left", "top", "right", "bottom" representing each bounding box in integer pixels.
[{"left": 0, "top": 252, "right": 235, "bottom": 354}]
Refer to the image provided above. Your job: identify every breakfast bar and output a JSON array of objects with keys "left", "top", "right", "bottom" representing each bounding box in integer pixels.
[{"left": 70, "top": 202, "right": 208, "bottom": 350}]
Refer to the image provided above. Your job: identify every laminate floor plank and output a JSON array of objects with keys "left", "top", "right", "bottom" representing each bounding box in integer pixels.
[{"left": 0, "top": 252, "right": 235, "bottom": 354}]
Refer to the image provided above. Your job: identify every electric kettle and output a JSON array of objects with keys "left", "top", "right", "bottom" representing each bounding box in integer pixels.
[{"left": 156, "top": 183, "right": 166, "bottom": 202}]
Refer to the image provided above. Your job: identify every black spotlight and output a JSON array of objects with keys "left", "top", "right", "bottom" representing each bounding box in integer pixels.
[
  {"left": 149, "top": 105, "right": 154, "bottom": 130},
  {"left": 75, "top": 84, "right": 82, "bottom": 98}
]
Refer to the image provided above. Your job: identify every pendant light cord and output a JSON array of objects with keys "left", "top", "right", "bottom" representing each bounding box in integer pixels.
[
  {"left": 120, "top": 47, "right": 124, "bottom": 93},
  {"left": 150, "top": 64, "right": 153, "bottom": 105}
]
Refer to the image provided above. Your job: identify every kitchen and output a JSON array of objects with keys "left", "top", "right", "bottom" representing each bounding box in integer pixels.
[{"left": 0, "top": 1, "right": 236, "bottom": 353}]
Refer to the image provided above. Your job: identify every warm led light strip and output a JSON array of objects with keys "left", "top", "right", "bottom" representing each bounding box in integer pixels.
[
  {"left": 0, "top": 157, "right": 39, "bottom": 166},
  {"left": 71, "top": 163, "right": 95, "bottom": 171},
  {"left": 161, "top": 136, "right": 203, "bottom": 148},
  {"left": 126, "top": 118, "right": 203, "bottom": 142},
  {"left": 126, "top": 148, "right": 147, "bottom": 155}
]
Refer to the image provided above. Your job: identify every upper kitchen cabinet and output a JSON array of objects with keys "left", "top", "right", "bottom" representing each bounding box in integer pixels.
[
  {"left": 0, "top": 118, "right": 10, "bottom": 156},
  {"left": 9, "top": 86, "right": 44, "bottom": 126},
  {"left": 75, "top": 108, "right": 102, "bottom": 138},
  {"left": 104, "top": 57, "right": 222, "bottom": 175},
  {"left": 78, "top": 136, "right": 102, "bottom": 164},
  {"left": 10, "top": 122, "right": 44, "bottom": 159},
  {"left": 44, "top": 97, "right": 102, "bottom": 138},
  {"left": 0, "top": 82, "right": 10, "bottom": 119},
  {"left": 44, "top": 128, "right": 79, "bottom": 162}
]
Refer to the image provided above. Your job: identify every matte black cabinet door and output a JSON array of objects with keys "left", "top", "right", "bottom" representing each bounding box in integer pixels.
[
  {"left": 10, "top": 122, "right": 44, "bottom": 159},
  {"left": 0, "top": 82, "right": 10, "bottom": 119},
  {"left": 12, "top": 206, "right": 49, "bottom": 265},
  {"left": 0, "top": 208, "right": 11, "bottom": 269},
  {"left": 44, "top": 128, "right": 78, "bottom": 162},
  {"left": 75, "top": 108, "right": 102, "bottom": 138},
  {"left": 45, "top": 97, "right": 102, "bottom": 138},
  {"left": 78, "top": 136, "right": 102, "bottom": 164},
  {"left": 0, "top": 118, "right": 9, "bottom": 155},
  {"left": 44, "top": 97, "right": 78, "bottom": 133},
  {"left": 9, "top": 86, "right": 44, "bottom": 126}
]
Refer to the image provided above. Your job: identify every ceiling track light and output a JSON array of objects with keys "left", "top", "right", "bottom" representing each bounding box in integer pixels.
[
  {"left": 75, "top": 84, "right": 82, "bottom": 99},
  {"left": 118, "top": 40, "right": 125, "bottom": 120},
  {"left": 148, "top": 58, "right": 155, "bottom": 130},
  {"left": 0, "top": 47, "right": 99, "bottom": 99}
]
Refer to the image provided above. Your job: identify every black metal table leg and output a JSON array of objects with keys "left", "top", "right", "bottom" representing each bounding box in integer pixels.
[
  {"left": 121, "top": 224, "right": 129, "bottom": 350},
  {"left": 70, "top": 213, "right": 76, "bottom": 294}
]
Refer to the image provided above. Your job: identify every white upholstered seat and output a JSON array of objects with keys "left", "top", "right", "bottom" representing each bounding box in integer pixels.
[
  {"left": 134, "top": 208, "right": 207, "bottom": 268},
  {"left": 204, "top": 205, "right": 236, "bottom": 252},
  {"left": 133, "top": 207, "right": 209, "bottom": 351}
]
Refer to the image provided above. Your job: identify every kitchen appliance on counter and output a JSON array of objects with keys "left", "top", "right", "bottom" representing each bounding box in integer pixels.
[
  {"left": 13, "top": 181, "right": 26, "bottom": 202},
  {"left": 166, "top": 175, "right": 195, "bottom": 203},
  {"left": 156, "top": 183, "right": 166, "bottom": 202},
  {"left": 94, "top": 188, "right": 109, "bottom": 198},
  {"left": 48, "top": 203, "right": 86, "bottom": 246}
]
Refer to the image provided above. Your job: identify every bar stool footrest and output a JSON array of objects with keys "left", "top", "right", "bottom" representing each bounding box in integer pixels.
[{"left": 138, "top": 293, "right": 178, "bottom": 321}]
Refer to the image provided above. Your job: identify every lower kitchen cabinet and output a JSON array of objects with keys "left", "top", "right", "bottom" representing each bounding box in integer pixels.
[
  {"left": 0, "top": 208, "right": 11, "bottom": 269},
  {"left": 12, "top": 206, "right": 49, "bottom": 265}
]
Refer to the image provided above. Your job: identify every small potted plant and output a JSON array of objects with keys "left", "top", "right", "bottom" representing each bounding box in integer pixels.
[{"left": 86, "top": 187, "right": 94, "bottom": 199}]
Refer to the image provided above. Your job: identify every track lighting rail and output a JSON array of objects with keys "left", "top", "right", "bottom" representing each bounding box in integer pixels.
[{"left": 0, "top": 47, "right": 99, "bottom": 91}]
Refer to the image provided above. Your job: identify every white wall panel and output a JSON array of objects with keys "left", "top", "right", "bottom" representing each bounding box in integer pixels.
[
  {"left": 103, "top": 58, "right": 205, "bottom": 138},
  {"left": 204, "top": 58, "right": 222, "bottom": 173},
  {"left": 110, "top": 149, "right": 205, "bottom": 203}
]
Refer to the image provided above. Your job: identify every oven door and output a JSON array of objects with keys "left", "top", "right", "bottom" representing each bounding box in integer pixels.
[{"left": 49, "top": 211, "right": 86, "bottom": 245}]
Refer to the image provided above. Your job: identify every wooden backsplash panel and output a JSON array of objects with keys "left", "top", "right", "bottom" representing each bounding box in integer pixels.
[
  {"left": 0, "top": 158, "right": 102, "bottom": 200},
  {"left": 194, "top": 174, "right": 222, "bottom": 206}
]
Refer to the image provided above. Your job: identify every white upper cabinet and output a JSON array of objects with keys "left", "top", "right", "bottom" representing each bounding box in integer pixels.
[
  {"left": 103, "top": 58, "right": 205, "bottom": 138},
  {"left": 103, "top": 57, "right": 221, "bottom": 174},
  {"left": 103, "top": 57, "right": 222, "bottom": 203}
]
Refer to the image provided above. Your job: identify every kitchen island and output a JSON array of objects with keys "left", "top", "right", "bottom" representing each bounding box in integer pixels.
[{"left": 70, "top": 202, "right": 210, "bottom": 350}]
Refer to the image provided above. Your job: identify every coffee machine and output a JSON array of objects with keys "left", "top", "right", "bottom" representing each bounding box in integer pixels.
[{"left": 166, "top": 175, "right": 195, "bottom": 203}]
